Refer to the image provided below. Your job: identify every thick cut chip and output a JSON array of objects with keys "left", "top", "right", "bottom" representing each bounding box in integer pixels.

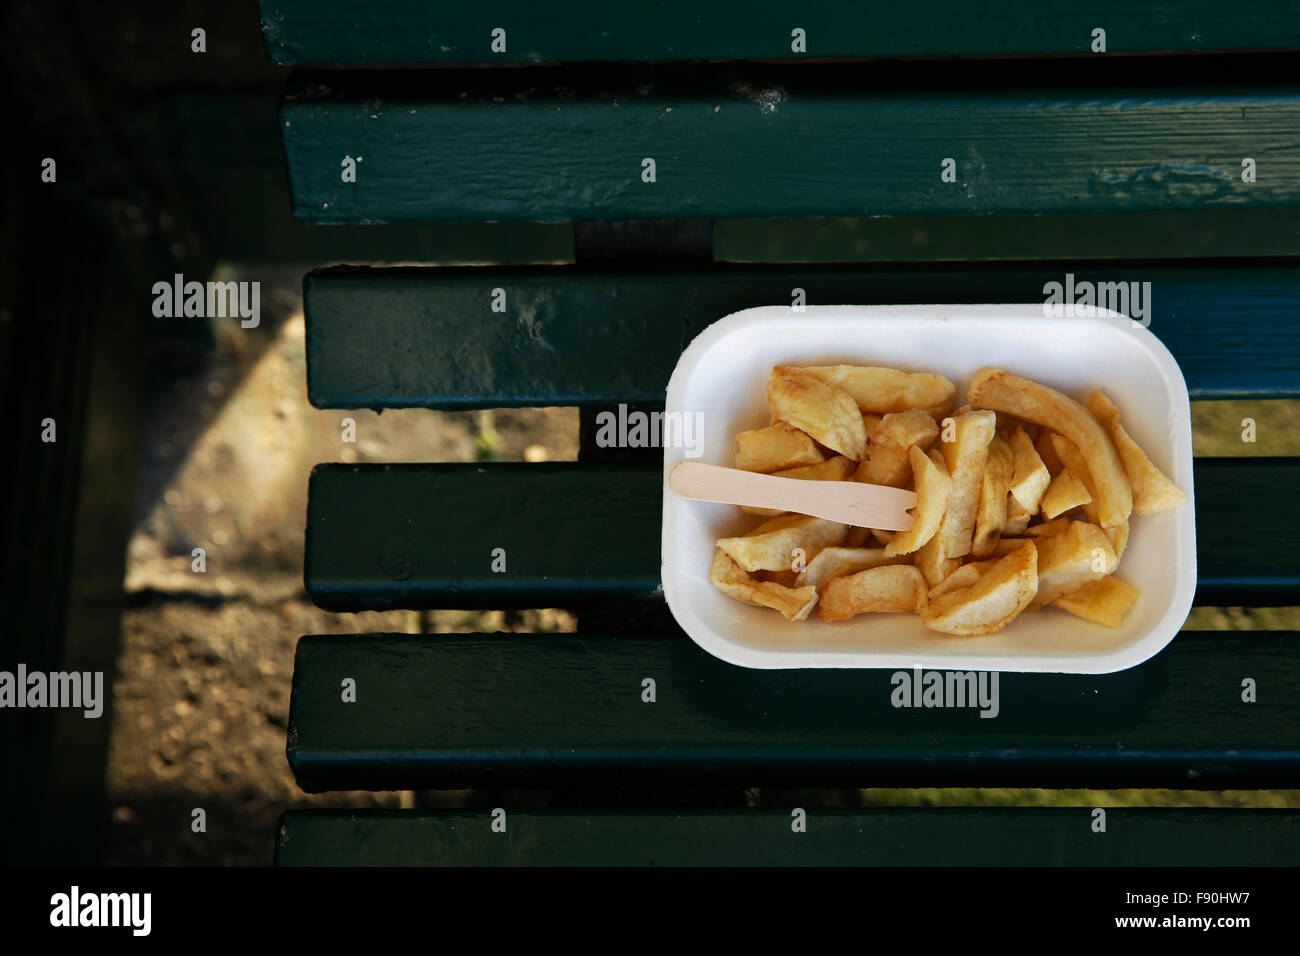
[
  {"left": 740, "top": 455, "right": 857, "bottom": 516},
  {"left": 801, "top": 365, "right": 956, "bottom": 420},
  {"left": 920, "top": 541, "right": 1038, "bottom": 636},
  {"left": 935, "top": 409, "right": 997, "bottom": 559},
  {"left": 1106, "top": 521, "right": 1129, "bottom": 563},
  {"left": 1035, "top": 429, "right": 1065, "bottom": 477},
  {"left": 971, "top": 435, "right": 1014, "bottom": 557},
  {"left": 818, "top": 564, "right": 928, "bottom": 621},
  {"left": 795, "top": 547, "right": 904, "bottom": 592},
  {"left": 716, "top": 513, "right": 848, "bottom": 573},
  {"left": 862, "top": 413, "right": 883, "bottom": 435},
  {"left": 886, "top": 445, "right": 953, "bottom": 556},
  {"left": 968, "top": 369, "right": 1131, "bottom": 528},
  {"left": 1040, "top": 466, "right": 1093, "bottom": 520},
  {"left": 1008, "top": 426, "right": 1051, "bottom": 513},
  {"left": 1085, "top": 389, "right": 1188, "bottom": 515},
  {"left": 988, "top": 537, "right": 1031, "bottom": 557},
  {"left": 767, "top": 366, "right": 868, "bottom": 461},
  {"left": 1052, "top": 575, "right": 1140, "bottom": 628},
  {"left": 710, "top": 549, "right": 819, "bottom": 622},
  {"left": 735, "top": 422, "right": 824, "bottom": 473},
  {"left": 928, "top": 558, "right": 999, "bottom": 600},
  {"left": 1049, "top": 434, "right": 1102, "bottom": 526},
  {"left": 1024, "top": 516, "right": 1075, "bottom": 538},
  {"left": 914, "top": 531, "right": 959, "bottom": 587},
  {"left": 1004, "top": 495, "right": 1031, "bottom": 536},
  {"left": 776, "top": 456, "right": 857, "bottom": 482},
  {"left": 762, "top": 569, "right": 800, "bottom": 588},
  {"left": 1084, "top": 389, "right": 1123, "bottom": 429},
  {"left": 843, "top": 526, "right": 873, "bottom": 547},
  {"left": 853, "top": 409, "right": 940, "bottom": 487},
  {"left": 1030, "top": 520, "right": 1117, "bottom": 608}
]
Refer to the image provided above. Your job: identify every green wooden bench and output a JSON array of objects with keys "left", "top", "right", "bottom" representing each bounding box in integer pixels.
[{"left": 260, "top": 4, "right": 1300, "bottom": 865}]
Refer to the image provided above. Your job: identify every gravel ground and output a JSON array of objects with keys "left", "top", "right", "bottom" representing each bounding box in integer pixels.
[{"left": 105, "top": 271, "right": 577, "bottom": 864}]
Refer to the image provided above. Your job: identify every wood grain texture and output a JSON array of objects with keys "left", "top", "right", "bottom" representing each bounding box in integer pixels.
[
  {"left": 304, "top": 460, "right": 1300, "bottom": 611},
  {"left": 305, "top": 462, "right": 662, "bottom": 610},
  {"left": 286, "top": 631, "right": 1300, "bottom": 792},
  {"left": 715, "top": 209, "right": 1300, "bottom": 262},
  {"left": 258, "top": 1, "right": 1300, "bottom": 64},
  {"left": 281, "top": 71, "right": 1300, "bottom": 222},
  {"left": 305, "top": 263, "right": 1300, "bottom": 406},
  {"left": 275, "top": 807, "right": 1300, "bottom": 865}
]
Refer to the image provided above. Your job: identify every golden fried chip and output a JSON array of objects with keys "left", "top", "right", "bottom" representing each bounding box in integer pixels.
[
  {"left": 762, "top": 569, "right": 800, "bottom": 588},
  {"left": 968, "top": 369, "right": 1131, "bottom": 528},
  {"left": 1084, "top": 389, "right": 1188, "bottom": 515},
  {"left": 914, "top": 531, "right": 959, "bottom": 587},
  {"left": 740, "top": 456, "right": 857, "bottom": 516},
  {"left": 1008, "top": 426, "right": 1051, "bottom": 513},
  {"left": 735, "top": 422, "right": 825, "bottom": 473},
  {"left": 1004, "top": 495, "right": 1031, "bottom": 536},
  {"left": 853, "top": 409, "right": 940, "bottom": 487},
  {"left": 1034, "top": 428, "right": 1065, "bottom": 477},
  {"left": 716, "top": 513, "right": 848, "bottom": 573},
  {"left": 988, "top": 537, "right": 1031, "bottom": 557},
  {"left": 843, "top": 526, "right": 873, "bottom": 547},
  {"left": 1051, "top": 575, "right": 1140, "bottom": 628},
  {"left": 1084, "top": 389, "right": 1122, "bottom": 429},
  {"left": 801, "top": 365, "right": 956, "bottom": 420},
  {"left": 971, "top": 435, "right": 1014, "bottom": 557},
  {"left": 919, "top": 541, "right": 1038, "bottom": 636},
  {"left": 1106, "top": 521, "right": 1129, "bottom": 563},
  {"left": 886, "top": 445, "right": 953, "bottom": 556},
  {"left": 767, "top": 366, "right": 868, "bottom": 461},
  {"left": 710, "top": 549, "right": 819, "bottom": 622},
  {"left": 795, "top": 546, "right": 904, "bottom": 592},
  {"left": 1049, "top": 434, "right": 1104, "bottom": 526},
  {"left": 927, "top": 558, "right": 998, "bottom": 600},
  {"left": 1024, "top": 516, "right": 1075, "bottom": 538},
  {"left": 1040, "top": 466, "right": 1093, "bottom": 520},
  {"left": 1030, "top": 520, "right": 1117, "bottom": 608},
  {"left": 818, "top": 564, "right": 928, "bottom": 621},
  {"left": 934, "top": 409, "right": 997, "bottom": 559}
]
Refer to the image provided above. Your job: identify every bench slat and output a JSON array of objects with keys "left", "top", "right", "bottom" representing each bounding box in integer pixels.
[
  {"left": 305, "top": 459, "right": 1300, "bottom": 611},
  {"left": 275, "top": 807, "right": 1300, "bottom": 866},
  {"left": 258, "top": 1, "right": 1300, "bottom": 64},
  {"left": 282, "top": 78, "right": 1300, "bottom": 222},
  {"left": 305, "top": 264, "right": 1300, "bottom": 407},
  {"left": 287, "top": 631, "right": 1300, "bottom": 792}
]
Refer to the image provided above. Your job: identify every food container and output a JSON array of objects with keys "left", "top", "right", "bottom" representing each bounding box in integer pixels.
[{"left": 660, "top": 304, "right": 1196, "bottom": 674}]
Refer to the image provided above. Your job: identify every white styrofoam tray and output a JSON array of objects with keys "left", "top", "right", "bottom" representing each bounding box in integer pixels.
[{"left": 661, "top": 304, "right": 1196, "bottom": 674}]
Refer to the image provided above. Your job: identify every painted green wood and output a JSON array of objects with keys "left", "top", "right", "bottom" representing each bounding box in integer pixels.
[
  {"left": 281, "top": 73, "right": 1300, "bottom": 222},
  {"left": 275, "top": 807, "right": 1300, "bottom": 866},
  {"left": 715, "top": 209, "right": 1300, "bottom": 263},
  {"left": 258, "top": 1, "right": 1300, "bottom": 64},
  {"left": 305, "top": 263, "right": 1300, "bottom": 407},
  {"left": 160, "top": 94, "right": 572, "bottom": 266},
  {"left": 1193, "top": 458, "right": 1300, "bottom": 606},
  {"left": 286, "top": 630, "right": 1300, "bottom": 792},
  {"left": 305, "top": 459, "right": 1300, "bottom": 611},
  {"left": 305, "top": 463, "right": 662, "bottom": 611}
]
